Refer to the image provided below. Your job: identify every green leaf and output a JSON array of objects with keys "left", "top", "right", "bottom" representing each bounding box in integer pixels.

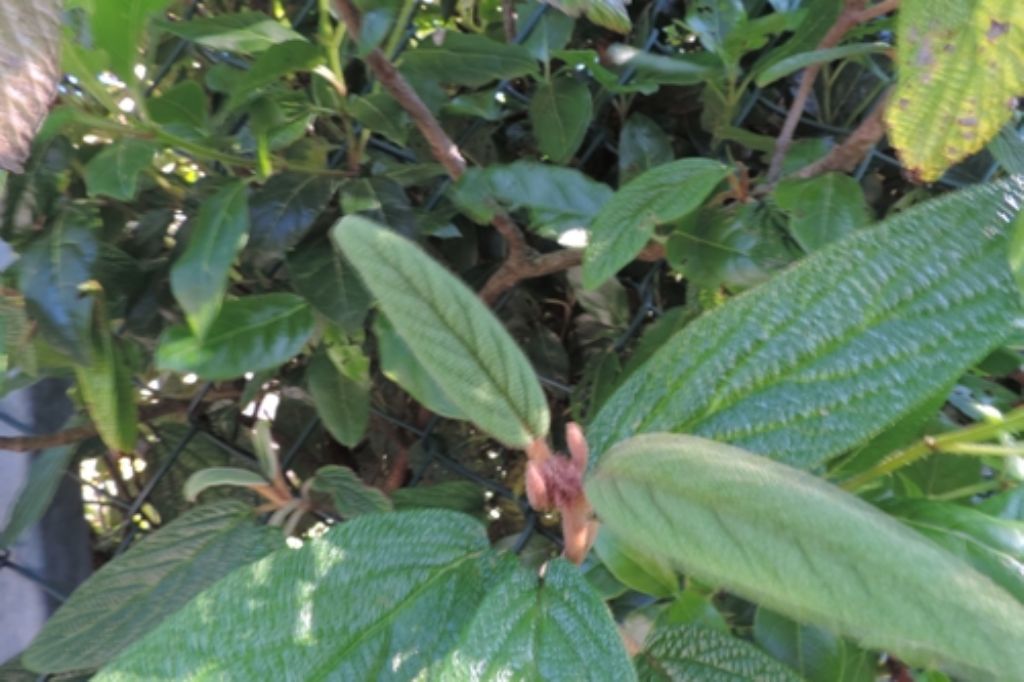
[
  {"left": 183, "top": 467, "right": 268, "bottom": 502},
  {"left": 95, "top": 511, "right": 491, "bottom": 680},
  {"left": 593, "top": 527, "right": 678, "bottom": 598},
  {"left": 772, "top": 173, "right": 871, "bottom": 253},
  {"left": 753, "top": 609, "right": 875, "bottom": 682},
  {"left": 147, "top": 424, "right": 258, "bottom": 521},
  {"left": 886, "top": 0, "right": 1024, "bottom": 182},
  {"left": 147, "top": 81, "right": 208, "bottom": 129},
  {"left": 667, "top": 203, "right": 797, "bottom": 292},
  {"left": 155, "top": 293, "right": 315, "bottom": 380},
  {"left": 307, "top": 345, "right": 370, "bottom": 448},
  {"left": 90, "top": 0, "right": 172, "bottom": 81},
  {"left": 23, "top": 501, "right": 281, "bottom": 674},
  {"left": 170, "top": 181, "right": 250, "bottom": 337},
  {"left": 84, "top": 140, "right": 157, "bottom": 201},
  {"left": 990, "top": 123, "right": 1024, "bottom": 175},
  {"left": 287, "top": 238, "right": 370, "bottom": 334},
  {"left": 882, "top": 499, "right": 1024, "bottom": 602},
  {"left": 618, "top": 113, "right": 674, "bottom": 185},
  {"left": 310, "top": 465, "right": 392, "bottom": 517},
  {"left": 586, "top": 434, "right": 1024, "bottom": 678},
  {"left": 348, "top": 93, "right": 410, "bottom": 146},
  {"left": 73, "top": 292, "right": 138, "bottom": 453},
  {"left": 605, "top": 45, "right": 725, "bottom": 86},
  {"left": 401, "top": 32, "right": 538, "bottom": 87},
  {"left": 635, "top": 625, "right": 804, "bottom": 682},
  {"left": 227, "top": 40, "right": 321, "bottom": 107},
  {"left": 0, "top": 446, "right": 74, "bottom": 548},
  {"left": 520, "top": 1, "right": 575, "bottom": 63},
  {"left": 582, "top": 158, "right": 730, "bottom": 289},
  {"left": 754, "top": 42, "right": 889, "bottom": 87},
  {"left": 530, "top": 77, "right": 592, "bottom": 164},
  {"left": 156, "top": 12, "right": 305, "bottom": 54},
  {"left": 440, "top": 558, "right": 636, "bottom": 680},
  {"left": 545, "top": 0, "right": 631, "bottom": 34},
  {"left": 451, "top": 161, "right": 612, "bottom": 240},
  {"left": 248, "top": 172, "right": 338, "bottom": 253},
  {"left": 391, "top": 481, "right": 485, "bottom": 513},
  {"left": 0, "top": 0, "right": 61, "bottom": 172},
  {"left": 374, "top": 314, "right": 467, "bottom": 420},
  {"left": 332, "top": 216, "right": 550, "bottom": 448},
  {"left": 686, "top": 0, "right": 746, "bottom": 56},
  {"left": 587, "top": 179, "right": 1024, "bottom": 470},
  {"left": 17, "top": 207, "right": 99, "bottom": 361}
]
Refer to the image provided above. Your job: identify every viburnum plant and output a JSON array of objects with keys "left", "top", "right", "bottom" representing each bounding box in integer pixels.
[{"left": 1, "top": 0, "right": 1024, "bottom": 679}]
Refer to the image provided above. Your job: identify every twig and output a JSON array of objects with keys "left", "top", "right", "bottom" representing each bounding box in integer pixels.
[
  {"left": 0, "top": 391, "right": 240, "bottom": 453},
  {"left": 793, "top": 89, "right": 890, "bottom": 178},
  {"left": 331, "top": 0, "right": 467, "bottom": 179},
  {"left": 766, "top": 0, "right": 900, "bottom": 181},
  {"left": 501, "top": 0, "right": 517, "bottom": 42}
]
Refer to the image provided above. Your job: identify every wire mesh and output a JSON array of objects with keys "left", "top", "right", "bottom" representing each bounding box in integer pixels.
[{"left": 4, "top": 0, "right": 1017, "bottom": 644}]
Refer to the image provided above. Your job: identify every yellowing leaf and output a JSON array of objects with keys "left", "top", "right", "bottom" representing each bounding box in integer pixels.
[{"left": 887, "top": 0, "right": 1024, "bottom": 182}]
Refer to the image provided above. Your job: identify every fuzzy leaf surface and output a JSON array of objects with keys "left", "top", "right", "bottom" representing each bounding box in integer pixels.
[
  {"left": 440, "top": 559, "right": 636, "bottom": 681},
  {"left": 24, "top": 501, "right": 281, "bottom": 674},
  {"left": 587, "top": 179, "right": 1024, "bottom": 469},
  {"left": 96, "top": 511, "right": 492, "bottom": 681},
  {"left": 635, "top": 625, "right": 803, "bottom": 681},
  {"left": 587, "top": 434, "right": 1024, "bottom": 678},
  {"left": 310, "top": 465, "right": 392, "bottom": 517},
  {"left": 332, "top": 216, "right": 549, "bottom": 448}
]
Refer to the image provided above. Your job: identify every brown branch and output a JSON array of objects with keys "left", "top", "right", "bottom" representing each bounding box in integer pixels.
[
  {"left": 766, "top": 0, "right": 900, "bottom": 181},
  {"left": 0, "top": 400, "right": 195, "bottom": 453},
  {"left": 332, "top": 0, "right": 467, "bottom": 180},
  {"left": 793, "top": 89, "right": 890, "bottom": 178},
  {"left": 501, "top": 0, "right": 517, "bottom": 42}
]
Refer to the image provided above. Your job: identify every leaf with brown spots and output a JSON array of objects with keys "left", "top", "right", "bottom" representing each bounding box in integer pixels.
[{"left": 886, "top": 0, "right": 1024, "bottom": 182}]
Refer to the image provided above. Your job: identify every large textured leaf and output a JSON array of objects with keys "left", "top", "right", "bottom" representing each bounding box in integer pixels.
[
  {"left": 753, "top": 609, "right": 876, "bottom": 682},
  {"left": 0, "top": 0, "right": 61, "bottom": 172},
  {"left": 23, "top": 501, "right": 281, "bottom": 674},
  {"left": 170, "top": 181, "right": 251, "bottom": 337},
  {"left": 17, "top": 207, "right": 99, "bottom": 361},
  {"left": 248, "top": 173, "right": 337, "bottom": 253},
  {"left": 587, "top": 179, "right": 1024, "bottom": 469},
  {"left": 310, "top": 465, "right": 392, "bottom": 517},
  {"left": 332, "top": 216, "right": 549, "bottom": 448},
  {"left": 529, "top": 77, "right": 592, "bottom": 164},
  {"left": 440, "top": 559, "right": 636, "bottom": 681},
  {"left": 95, "top": 511, "right": 492, "bottom": 680},
  {"left": 772, "top": 173, "right": 870, "bottom": 253},
  {"left": 401, "top": 32, "right": 538, "bottom": 87},
  {"left": 0, "top": 446, "right": 74, "bottom": 548},
  {"left": 84, "top": 140, "right": 157, "bottom": 201},
  {"left": 156, "top": 293, "right": 315, "bottom": 380},
  {"left": 635, "top": 625, "right": 803, "bottom": 681},
  {"left": 582, "top": 159, "right": 730, "bottom": 289},
  {"left": 586, "top": 434, "right": 1024, "bottom": 678},
  {"left": 593, "top": 528, "right": 677, "bottom": 598},
  {"left": 886, "top": 0, "right": 1024, "bottom": 182},
  {"left": 73, "top": 293, "right": 138, "bottom": 453},
  {"left": 882, "top": 499, "right": 1024, "bottom": 602},
  {"left": 451, "top": 161, "right": 612, "bottom": 240}
]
